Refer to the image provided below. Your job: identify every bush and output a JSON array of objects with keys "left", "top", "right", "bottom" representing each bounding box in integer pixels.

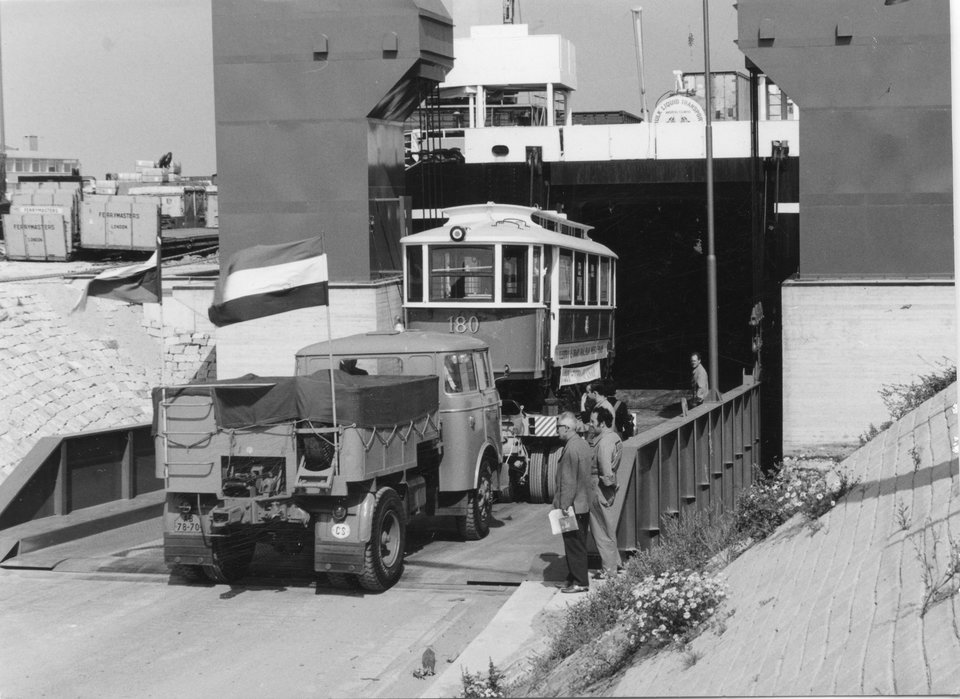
[
  {"left": 734, "top": 461, "right": 858, "bottom": 541},
  {"left": 880, "top": 361, "right": 956, "bottom": 420},
  {"left": 625, "top": 570, "right": 727, "bottom": 646},
  {"left": 735, "top": 470, "right": 788, "bottom": 541},
  {"left": 460, "top": 659, "right": 506, "bottom": 699},
  {"left": 542, "top": 509, "right": 737, "bottom": 667}
]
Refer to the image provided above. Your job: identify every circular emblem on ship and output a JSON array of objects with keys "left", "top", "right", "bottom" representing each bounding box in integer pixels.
[{"left": 652, "top": 94, "right": 706, "bottom": 124}]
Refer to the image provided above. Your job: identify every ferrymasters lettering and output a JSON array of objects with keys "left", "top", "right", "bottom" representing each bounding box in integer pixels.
[
  {"left": 13, "top": 223, "right": 55, "bottom": 231},
  {"left": 98, "top": 211, "right": 140, "bottom": 219}
]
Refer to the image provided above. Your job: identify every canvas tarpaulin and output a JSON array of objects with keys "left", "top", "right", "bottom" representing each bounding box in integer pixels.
[{"left": 152, "top": 370, "right": 438, "bottom": 434}]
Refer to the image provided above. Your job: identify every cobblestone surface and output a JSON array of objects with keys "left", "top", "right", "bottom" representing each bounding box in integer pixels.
[{"left": 613, "top": 385, "right": 960, "bottom": 696}]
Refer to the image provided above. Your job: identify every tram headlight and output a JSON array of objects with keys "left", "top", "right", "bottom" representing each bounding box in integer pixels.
[
  {"left": 449, "top": 226, "right": 467, "bottom": 242},
  {"left": 332, "top": 504, "right": 348, "bottom": 522}
]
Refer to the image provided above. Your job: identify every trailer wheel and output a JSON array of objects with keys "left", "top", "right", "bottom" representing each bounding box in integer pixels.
[
  {"left": 358, "top": 488, "right": 406, "bottom": 592},
  {"left": 202, "top": 534, "right": 255, "bottom": 584},
  {"left": 527, "top": 445, "right": 561, "bottom": 504},
  {"left": 458, "top": 457, "right": 494, "bottom": 540}
]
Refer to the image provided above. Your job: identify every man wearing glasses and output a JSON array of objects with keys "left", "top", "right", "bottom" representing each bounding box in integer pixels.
[{"left": 553, "top": 411, "right": 595, "bottom": 593}]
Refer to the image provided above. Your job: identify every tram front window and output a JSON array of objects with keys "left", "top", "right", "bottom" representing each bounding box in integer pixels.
[{"left": 430, "top": 246, "right": 494, "bottom": 302}]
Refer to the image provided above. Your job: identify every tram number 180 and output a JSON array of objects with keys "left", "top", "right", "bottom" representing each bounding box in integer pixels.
[{"left": 448, "top": 315, "right": 480, "bottom": 334}]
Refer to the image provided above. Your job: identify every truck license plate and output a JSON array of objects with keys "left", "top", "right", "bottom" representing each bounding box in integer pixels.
[{"left": 174, "top": 516, "right": 201, "bottom": 534}]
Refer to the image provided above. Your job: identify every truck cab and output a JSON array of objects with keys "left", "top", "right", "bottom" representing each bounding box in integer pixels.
[{"left": 295, "top": 330, "right": 504, "bottom": 508}]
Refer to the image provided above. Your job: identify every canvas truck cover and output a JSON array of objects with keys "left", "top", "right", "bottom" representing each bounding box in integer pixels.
[{"left": 152, "top": 370, "right": 438, "bottom": 434}]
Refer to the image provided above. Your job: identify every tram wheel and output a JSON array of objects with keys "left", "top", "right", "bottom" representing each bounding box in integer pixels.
[
  {"left": 458, "top": 457, "right": 494, "bottom": 540},
  {"left": 358, "top": 488, "right": 406, "bottom": 592},
  {"left": 201, "top": 534, "right": 256, "bottom": 584}
]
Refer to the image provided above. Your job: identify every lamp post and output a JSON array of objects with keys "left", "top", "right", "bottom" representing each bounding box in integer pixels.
[{"left": 703, "top": 0, "right": 720, "bottom": 400}]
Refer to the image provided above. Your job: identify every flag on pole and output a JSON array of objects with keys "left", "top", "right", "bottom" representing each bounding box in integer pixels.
[
  {"left": 72, "top": 250, "right": 162, "bottom": 312},
  {"left": 208, "top": 237, "right": 329, "bottom": 327}
]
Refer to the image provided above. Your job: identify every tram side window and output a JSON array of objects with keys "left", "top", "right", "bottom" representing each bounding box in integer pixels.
[
  {"left": 532, "top": 246, "right": 542, "bottom": 302},
  {"left": 502, "top": 245, "right": 528, "bottom": 302},
  {"left": 558, "top": 250, "right": 573, "bottom": 305},
  {"left": 600, "top": 257, "right": 611, "bottom": 305},
  {"left": 587, "top": 255, "right": 598, "bottom": 305},
  {"left": 406, "top": 245, "right": 423, "bottom": 302},
  {"left": 442, "top": 352, "right": 479, "bottom": 394},
  {"left": 430, "top": 246, "right": 494, "bottom": 302},
  {"left": 574, "top": 252, "right": 586, "bottom": 305}
]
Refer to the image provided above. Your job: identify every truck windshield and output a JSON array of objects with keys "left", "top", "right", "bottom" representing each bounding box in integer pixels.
[{"left": 442, "top": 352, "right": 478, "bottom": 394}]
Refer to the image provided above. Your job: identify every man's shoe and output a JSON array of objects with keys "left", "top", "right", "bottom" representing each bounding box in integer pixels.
[{"left": 561, "top": 584, "right": 588, "bottom": 594}]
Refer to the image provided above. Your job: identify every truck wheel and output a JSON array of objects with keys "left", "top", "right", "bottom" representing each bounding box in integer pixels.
[
  {"left": 202, "top": 535, "right": 255, "bottom": 584},
  {"left": 358, "top": 488, "right": 406, "bottom": 592},
  {"left": 458, "top": 458, "right": 493, "bottom": 540}
]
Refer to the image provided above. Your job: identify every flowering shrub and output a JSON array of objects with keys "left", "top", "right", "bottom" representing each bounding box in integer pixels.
[
  {"left": 460, "top": 659, "right": 506, "bottom": 699},
  {"left": 625, "top": 570, "right": 727, "bottom": 646},
  {"left": 735, "top": 461, "right": 857, "bottom": 541}
]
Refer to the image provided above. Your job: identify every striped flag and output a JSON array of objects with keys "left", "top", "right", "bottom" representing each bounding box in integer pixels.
[
  {"left": 208, "top": 237, "right": 329, "bottom": 327},
  {"left": 72, "top": 250, "right": 161, "bottom": 312}
]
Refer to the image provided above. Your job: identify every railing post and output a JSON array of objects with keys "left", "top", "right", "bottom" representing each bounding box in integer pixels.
[
  {"left": 121, "top": 429, "right": 134, "bottom": 500},
  {"left": 54, "top": 441, "right": 68, "bottom": 515}
]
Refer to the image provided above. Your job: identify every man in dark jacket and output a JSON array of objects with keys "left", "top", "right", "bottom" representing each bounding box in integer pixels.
[{"left": 553, "top": 411, "right": 595, "bottom": 593}]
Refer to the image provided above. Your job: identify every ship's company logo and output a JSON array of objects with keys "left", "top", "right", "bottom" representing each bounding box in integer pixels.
[{"left": 652, "top": 94, "right": 706, "bottom": 124}]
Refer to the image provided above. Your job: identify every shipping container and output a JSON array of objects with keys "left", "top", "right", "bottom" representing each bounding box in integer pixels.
[
  {"left": 80, "top": 194, "right": 160, "bottom": 251},
  {"left": 4, "top": 206, "right": 76, "bottom": 260}
]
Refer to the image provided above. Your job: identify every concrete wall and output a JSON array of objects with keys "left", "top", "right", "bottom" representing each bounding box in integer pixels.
[
  {"left": 781, "top": 280, "right": 956, "bottom": 456},
  {"left": 738, "top": 0, "right": 952, "bottom": 278},
  {"left": 215, "top": 279, "right": 404, "bottom": 378}
]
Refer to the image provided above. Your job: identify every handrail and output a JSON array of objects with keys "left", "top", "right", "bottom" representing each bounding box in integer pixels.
[
  {"left": 603, "top": 380, "right": 761, "bottom": 552},
  {"left": 0, "top": 422, "right": 161, "bottom": 531}
]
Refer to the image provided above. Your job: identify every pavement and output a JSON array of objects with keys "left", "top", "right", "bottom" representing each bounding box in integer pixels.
[{"left": 423, "top": 383, "right": 960, "bottom": 697}]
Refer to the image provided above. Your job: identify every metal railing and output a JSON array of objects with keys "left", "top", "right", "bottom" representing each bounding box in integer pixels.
[
  {"left": 0, "top": 423, "right": 161, "bottom": 531},
  {"left": 615, "top": 380, "right": 760, "bottom": 551}
]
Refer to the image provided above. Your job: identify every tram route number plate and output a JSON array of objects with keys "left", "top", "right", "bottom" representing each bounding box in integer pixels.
[{"left": 174, "top": 516, "right": 202, "bottom": 534}]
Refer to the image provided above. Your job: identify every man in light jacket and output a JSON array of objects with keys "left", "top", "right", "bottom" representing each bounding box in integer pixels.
[
  {"left": 553, "top": 411, "right": 595, "bottom": 593},
  {"left": 589, "top": 406, "right": 622, "bottom": 579}
]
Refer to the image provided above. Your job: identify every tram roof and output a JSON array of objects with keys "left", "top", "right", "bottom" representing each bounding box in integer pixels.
[
  {"left": 403, "top": 202, "right": 618, "bottom": 258},
  {"left": 296, "top": 330, "right": 489, "bottom": 357}
]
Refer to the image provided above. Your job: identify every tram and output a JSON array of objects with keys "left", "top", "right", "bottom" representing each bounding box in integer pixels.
[{"left": 401, "top": 202, "right": 618, "bottom": 501}]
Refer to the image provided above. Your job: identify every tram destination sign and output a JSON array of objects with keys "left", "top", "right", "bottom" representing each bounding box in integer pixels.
[{"left": 554, "top": 340, "right": 609, "bottom": 367}]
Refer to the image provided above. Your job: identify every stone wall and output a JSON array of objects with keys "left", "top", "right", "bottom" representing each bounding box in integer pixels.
[{"left": 0, "top": 278, "right": 220, "bottom": 484}]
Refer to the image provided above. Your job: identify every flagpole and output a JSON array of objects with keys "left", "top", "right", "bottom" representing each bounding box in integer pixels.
[
  {"left": 156, "top": 229, "right": 166, "bottom": 387},
  {"left": 321, "top": 234, "right": 338, "bottom": 433}
]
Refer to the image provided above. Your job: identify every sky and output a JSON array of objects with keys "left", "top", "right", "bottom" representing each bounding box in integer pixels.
[{"left": 0, "top": 0, "right": 741, "bottom": 179}]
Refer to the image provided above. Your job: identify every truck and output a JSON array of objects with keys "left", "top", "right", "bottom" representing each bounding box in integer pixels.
[{"left": 154, "top": 330, "right": 505, "bottom": 591}]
